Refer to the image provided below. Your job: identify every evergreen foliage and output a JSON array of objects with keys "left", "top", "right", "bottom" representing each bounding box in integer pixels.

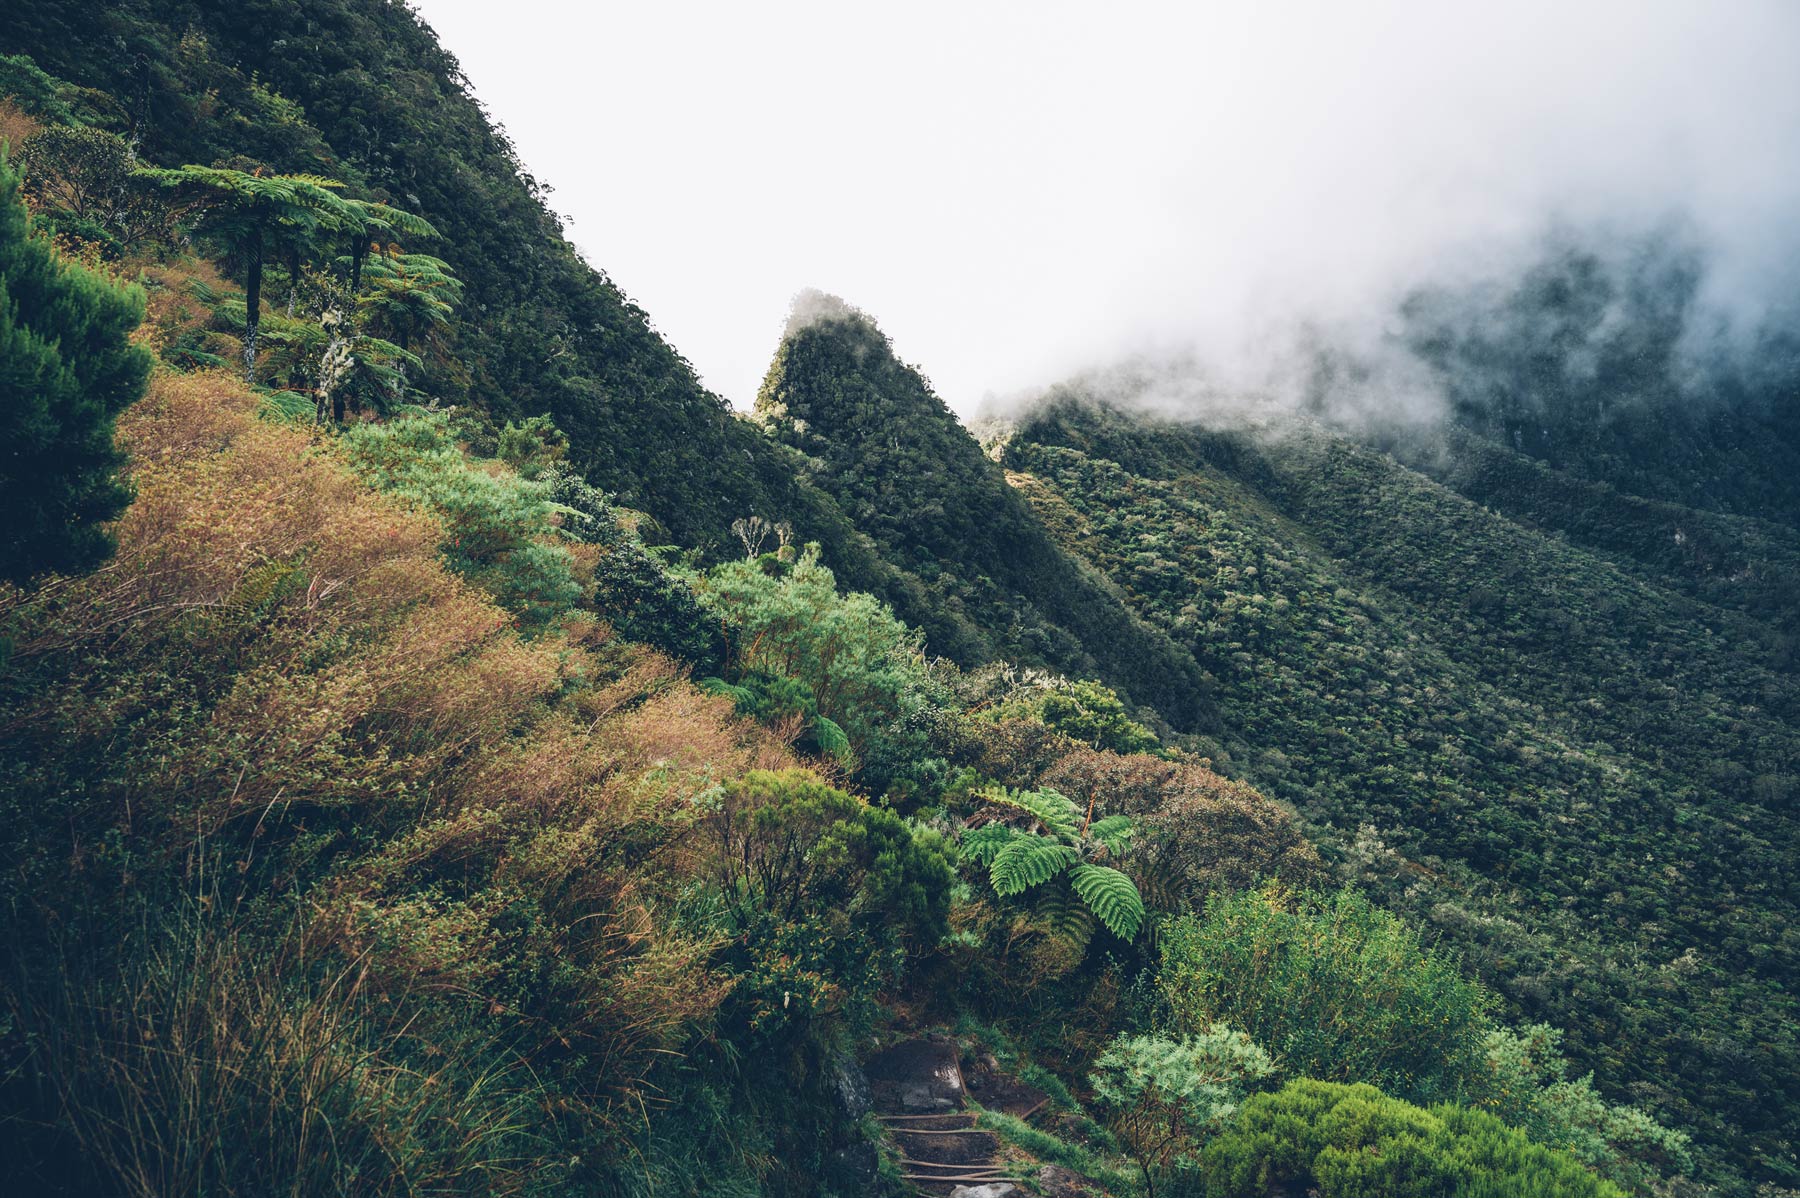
[
  {"left": 337, "top": 407, "right": 583, "bottom": 628},
  {"left": 694, "top": 543, "right": 939, "bottom": 769},
  {"left": 1005, "top": 395, "right": 1799, "bottom": 1187},
  {"left": 1090, "top": 1026, "right": 1275, "bottom": 1198},
  {"left": 13, "top": 125, "right": 168, "bottom": 255},
  {"left": 138, "top": 164, "right": 355, "bottom": 380},
  {"left": 704, "top": 769, "right": 956, "bottom": 1036},
  {"left": 0, "top": 147, "right": 147, "bottom": 584},
  {"left": 1158, "top": 887, "right": 1494, "bottom": 1104}
]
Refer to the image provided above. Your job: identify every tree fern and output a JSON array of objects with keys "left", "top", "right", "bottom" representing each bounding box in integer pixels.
[
  {"left": 990, "top": 838, "right": 1077, "bottom": 897},
  {"left": 981, "top": 786, "right": 1082, "bottom": 841},
  {"left": 810, "top": 714, "right": 851, "bottom": 762},
  {"left": 1036, "top": 885, "right": 1097, "bottom": 955},
  {"left": 1070, "top": 863, "right": 1145, "bottom": 940},
  {"left": 1089, "top": 814, "right": 1135, "bottom": 858},
  {"left": 960, "top": 822, "right": 1022, "bottom": 866},
  {"left": 698, "top": 676, "right": 757, "bottom": 709}
]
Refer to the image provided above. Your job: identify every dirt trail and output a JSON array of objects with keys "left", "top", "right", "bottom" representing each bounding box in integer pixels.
[{"left": 863, "top": 1036, "right": 1045, "bottom": 1196}]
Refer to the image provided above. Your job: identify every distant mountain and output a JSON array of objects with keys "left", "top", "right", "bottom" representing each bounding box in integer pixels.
[{"left": 755, "top": 293, "right": 1213, "bottom": 729}]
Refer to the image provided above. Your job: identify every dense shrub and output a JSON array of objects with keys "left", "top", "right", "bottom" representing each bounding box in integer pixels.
[
  {"left": 1159, "top": 887, "right": 1494, "bottom": 1103},
  {"left": 1192, "top": 1079, "right": 1625, "bottom": 1198},
  {"left": 1090, "top": 1026, "right": 1274, "bottom": 1198},
  {"left": 694, "top": 544, "right": 946, "bottom": 774},
  {"left": 337, "top": 407, "right": 585, "bottom": 628},
  {"left": 0, "top": 146, "right": 148, "bottom": 584},
  {"left": 703, "top": 769, "right": 955, "bottom": 1036},
  {"left": 0, "top": 371, "right": 812, "bottom": 1192},
  {"left": 1472, "top": 1024, "right": 1692, "bottom": 1193},
  {"left": 1037, "top": 748, "right": 1325, "bottom": 912},
  {"left": 1037, "top": 679, "right": 1160, "bottom": 753}
]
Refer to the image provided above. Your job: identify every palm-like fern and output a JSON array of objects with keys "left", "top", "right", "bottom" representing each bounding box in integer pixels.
[
  {"left": 1069, "top": 864, "right": 1144, "bottom": 941},
  {"left": 958, "top": 786, "right": 1145, "bottom": 940},
  {"left": 990, "top": 838, "right": 1078, "bottom": 896}
]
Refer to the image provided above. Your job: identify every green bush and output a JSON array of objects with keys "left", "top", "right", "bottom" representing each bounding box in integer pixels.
[
  {"left": 1193, "top": 1079, "right": 1624, "bottom": 1198},
  {"left": 1091, "top": 1027, "right": 1274, "bottom": 1197},
  {"left": 694, "top": 544, "right": 944, "bottom": 772},
  {"left": 338, "top": 407, "right": 583, "bottom": 628},
  {"left": 1039, "top": 679, "right": 1160, "bottom": 754},
  {"left": 1158, "top": 887, "right": 1493, "bottom": 1103},
  {"left": 1473, "top": 1025, "right": 1692, "bottom": 1192},
  {"left": 703, "top": 769, "right": 955, "bottom": 1037}
]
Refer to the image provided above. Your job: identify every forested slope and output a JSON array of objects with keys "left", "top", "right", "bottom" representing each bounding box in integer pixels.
[
  {"left": 0, "top": 0, "right": 955, "bottom": 631},
  {"left": 1001, "top": 394, "right": 1799, "bottom": 1186},
  {"left": 1, "top": 1, "right": 1792, "bottom": 1194},
  {"left": 756, "top": 296, "right": 1212, "bottom": 728}
]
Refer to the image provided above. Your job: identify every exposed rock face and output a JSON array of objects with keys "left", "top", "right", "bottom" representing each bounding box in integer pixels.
[{"left": 1034, "top": 1165, "right": 1101, "bottom": 1197}]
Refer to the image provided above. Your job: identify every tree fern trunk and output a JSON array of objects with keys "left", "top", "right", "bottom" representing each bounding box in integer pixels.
[{"left": 243, "top": 232, "right": 262, "bottom": 385}]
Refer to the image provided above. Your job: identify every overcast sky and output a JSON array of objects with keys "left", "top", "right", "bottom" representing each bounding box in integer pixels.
[{"left": 410, "top": 0, "right": 1800, "bottom": 413}]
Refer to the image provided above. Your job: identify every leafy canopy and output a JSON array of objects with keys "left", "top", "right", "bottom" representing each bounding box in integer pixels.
[
  {"left": 1197, "top": 1079, "right": 1625, "bottom": 1198},
  {"left": 1158, "top": 886, "right": 1493, "bottom": 1103},
  {"left": 1091, "top": 1026, "right": 1274, "bottom": 1198}
]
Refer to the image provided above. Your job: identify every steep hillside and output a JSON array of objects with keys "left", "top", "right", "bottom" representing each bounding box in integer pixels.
[
  {"left": 0, "top": 0, "right": 937, "bottom": 622},
  {"left": 1002, "top": 395, "right": 1799, "bottom": 1189},
  {"left": 756, "top": 295, "right": 1212, "bottom": 729},
  {"left": 1, "top": 4, "right": 1784, "bottom": 1196}
]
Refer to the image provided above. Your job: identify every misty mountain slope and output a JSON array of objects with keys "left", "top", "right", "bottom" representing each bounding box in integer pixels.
[
  {"left": 0, "top": 0, "right": 927, "bottom": 608},
  {"left": 1396, "top": 231, "right": 1800, "bottom": 526},
  {"left": 1421, "top": 430, "right": 1800, "bottom": 636},
  {"left": 1002, "top": 396, "right": 1798, "bottom": 1187},
  {"left": 754, "top": 295, "right": 1214, "bottom": 730}
]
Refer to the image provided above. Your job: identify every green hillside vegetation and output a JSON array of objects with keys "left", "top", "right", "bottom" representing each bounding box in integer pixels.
[
  {"left": 1000, "top": 394, "right": 1797, "bottom": 1189},
  {"left": 0, "top": 5, "right": 1786, "bottom": 1197},
  {"left": 756, "top": 294, "right": 1213, "bottom": 729},
  {"left": 0, "top": 0, "right": 966, "bottom": 642},
  {"left": 1396, "top": 231, "right": 1800, "bottom": 526},
  {"left": 1196, "top": 1080, "right": 1627, "bottom": 1198}
]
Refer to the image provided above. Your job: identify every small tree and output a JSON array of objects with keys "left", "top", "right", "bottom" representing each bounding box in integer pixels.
[
  {"left": 1157, "top": 886, "right": 1494, "bottom": 1103},
  {"left": 0, "top": 147, "right": 149, "bottom": 584},
  {"left": 694, "top": 543, "right": 928, "bottom": 760},
  {"left": 13, "top": 126, "right": 169, "bottom": 256},
  {"left": 340, "top": 196, "right": 437, "bottom": 295},
  {"left": 1090, "top": 1027, "right": 1274, "bottom": 1198},
  {"left": 354, "top": 248, "right": 461, "bottom": 402},
  {"left": 139, "top": 165, "right": 354, "bottom": 382},
  {"left": 1039, "top": 679, "right": 1159, "bottom": 754}
]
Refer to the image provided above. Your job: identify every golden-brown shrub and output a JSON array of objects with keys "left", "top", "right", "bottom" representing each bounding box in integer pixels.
[
  {"left": 0, "top": 367, "right": 797, "bottom": 1145},
  {"left": 0, "top": 100, "right": 42, "bottom": 156}
]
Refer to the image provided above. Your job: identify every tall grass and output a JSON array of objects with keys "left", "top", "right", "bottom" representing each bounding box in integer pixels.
[{"left": 3, "top": 899, "right": 564, "bottom": 1196}]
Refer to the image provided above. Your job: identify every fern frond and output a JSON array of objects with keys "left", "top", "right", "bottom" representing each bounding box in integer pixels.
[
  {"left": 697, "top": 676, "right": 756, "bottom": 710},
  {"left": 1035, "top": 884, "right": 1096, "bottom": 954},
  {"left": 811, "top": 715, "right": 851, "bottom": 762},
  {"left": 1089, "top": 814, "right": 1135, "bottom": 858},
  {"left": 990, "top": 837, "right": 1076, "bottom": 897},
  {"left": 981, "top": 786, "right": 1081, "bottom": 842},
  {"left": 960, "top": 822, "right": 1022, "bottom": 866},
  {"left": 1068, "top": 864, "right": 1145, "bottom": 940}
]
